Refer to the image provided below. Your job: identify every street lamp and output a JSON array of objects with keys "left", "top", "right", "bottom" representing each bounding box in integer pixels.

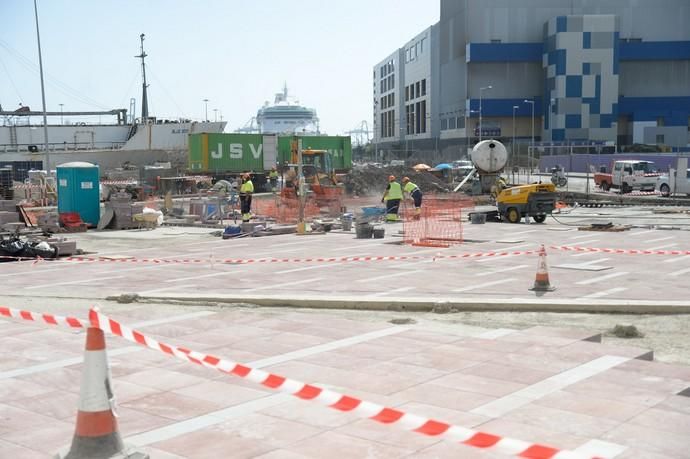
[
  {"left": 213, "top": 108, "right": 218, "bottom": 122},
  {"left": 203, "top": 98, "right": 209, "bottom": 122},
  {"left": 59, "top": 103, "right": 64, "bottom": 125},
  {"left": 479, "top": 85, "right": 492, "bottom": 143},
  {"left": 512, "top": 105, "right": 519, "bottom": 172},
  {"left": 523, "top": 99, "right": 535, "bottom": 182}
]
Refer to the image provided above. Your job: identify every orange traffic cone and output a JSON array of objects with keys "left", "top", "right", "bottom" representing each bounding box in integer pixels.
[
  {"left": 60, "top": 327, "right": 148, "bottom": 459},
  {"left": 529, "top": 244, "right": 556, "bottom": 292}
]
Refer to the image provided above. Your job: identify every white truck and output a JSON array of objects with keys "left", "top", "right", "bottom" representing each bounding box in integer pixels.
[
  {"left": 594, "top": 160, "right": 659, "bottom": 193},
  {"left": 656, "top": 157, "right": 690, "bottom": 197}
]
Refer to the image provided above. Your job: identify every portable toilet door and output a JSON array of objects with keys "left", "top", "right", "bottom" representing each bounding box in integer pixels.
[{"left": 57, "top": 161, "right": 100, "bottom": 226}]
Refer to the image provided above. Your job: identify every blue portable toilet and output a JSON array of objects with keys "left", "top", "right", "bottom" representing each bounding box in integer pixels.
[{"left": 57, "top": 161, "right": 100, "bottom": 226}]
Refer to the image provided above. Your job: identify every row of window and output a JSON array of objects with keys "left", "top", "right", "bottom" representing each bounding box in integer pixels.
[
  {"left": 380, "top": 74, "right": 395, "bottom": 93},
  {"left": 440, "top": 116, "right": 466, "bottom": 131},
  {"left": 380, "top": 93, "right": 394, "bottom": 110},
  {"left": 406, "top": 100, "right": 427, "bottom": 135},
  {"left": 380, "top": 110, "right": 395, "bottom": 138},
  {"left": 380, "top": 59, "right": 395, "bottom": 78},
  {"left": 405, "top": 37, "right": 426, "bottom": 63},
  {"left": 405, "top": 79, "right": 426, "bottom": 102}
]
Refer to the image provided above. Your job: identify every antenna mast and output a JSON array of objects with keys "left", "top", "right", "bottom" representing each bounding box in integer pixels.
[{"left": 135, "top": 33, "right": 149, "bottom": 121}]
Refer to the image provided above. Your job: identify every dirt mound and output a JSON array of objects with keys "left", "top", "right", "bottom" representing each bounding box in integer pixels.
[{"left": 347, "top": 166, "right": 451, "bottom": 196}]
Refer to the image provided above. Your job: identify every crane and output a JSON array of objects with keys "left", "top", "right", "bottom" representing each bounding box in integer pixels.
[
  {"left": 235, "top": 117, "right": 259, "bottom": 133},
  {"left": 345, "top": 120, "right": 371, "bottom": 146}
]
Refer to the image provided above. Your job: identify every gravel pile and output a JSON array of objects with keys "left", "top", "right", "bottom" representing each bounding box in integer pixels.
[{"left": 347, "top": 166, "right": 451, "bottom": 196}]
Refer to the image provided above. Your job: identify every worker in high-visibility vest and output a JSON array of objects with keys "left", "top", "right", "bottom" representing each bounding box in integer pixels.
[
  {"left": 381, "top": 175, "right": 403, "bottom": 221},
  {"left": 402, "top": 176, "right": 423, "bottom": 219},
  {"left": 268, "top": 166, "right": 279, "bottom": 192},
  {"left": 239, "top": 173, "right": 254, "bottom": 222}
]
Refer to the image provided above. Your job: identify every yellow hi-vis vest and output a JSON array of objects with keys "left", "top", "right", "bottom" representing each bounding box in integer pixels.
[
  {"left": 240, "top": 180, "right": 254, "bottom": 194},
  {"left": 385, "top": 181, "right": 403, "bottom": 200}
]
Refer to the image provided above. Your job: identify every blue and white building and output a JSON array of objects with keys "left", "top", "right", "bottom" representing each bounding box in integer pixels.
[{"left": 373, "top": 0, "right": 690, "bottom": 157}]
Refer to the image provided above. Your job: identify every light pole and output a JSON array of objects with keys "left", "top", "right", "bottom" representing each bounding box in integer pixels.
[
  {"left": 512, "top": 105, "right": 518, "bottom": 173},
  {"left": 524, "top": 99, "right": 535, "bottom": 182},
  {"left": 33, "top": 0, "right": 50, "bottom": 172},
  {"left": 203, "top": 99, "right": 209, "bottom": 122},
  {"left": 59, "top": 103, "right": 64, "bottom": 125},
  {"left": 479, "top": 85, "right": 492, "bottom": 143},
  {"left": 213, "top": 108, "right": 218, "bottom": 122}
]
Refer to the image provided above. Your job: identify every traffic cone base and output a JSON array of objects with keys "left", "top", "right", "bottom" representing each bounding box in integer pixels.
[{"left": 59, "top": 327, "right": 149, "bottom": 459}]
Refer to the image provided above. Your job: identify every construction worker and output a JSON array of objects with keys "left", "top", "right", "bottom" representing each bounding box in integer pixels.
[
  {"left": 402, "top": 176, "right": 423, "bottom": 219},
  {"left": 268, "top": 166, "right": 279, "bottom": 192},
  {"left": 239, "top": 173, "right": 254, "bottom": 222},
  {"left": 381, "top": 175, "right": 403, "bottom": 221}
]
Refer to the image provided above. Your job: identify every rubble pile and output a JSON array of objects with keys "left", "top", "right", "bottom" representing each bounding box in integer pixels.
[{"left": 347, "top": 166, "right": 450, "bottom": 196}]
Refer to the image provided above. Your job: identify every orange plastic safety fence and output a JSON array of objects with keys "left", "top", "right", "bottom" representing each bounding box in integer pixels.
[
  {"left": 253, "top": 196, "right": 321, "bottom": 224},
  {"left": 402, "top": 195, "right": 474, "bottom": 247}
]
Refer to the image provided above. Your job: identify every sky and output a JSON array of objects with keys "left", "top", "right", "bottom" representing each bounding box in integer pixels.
[{"left": 0, "top": 0, "right": 439, "bottom": 135}]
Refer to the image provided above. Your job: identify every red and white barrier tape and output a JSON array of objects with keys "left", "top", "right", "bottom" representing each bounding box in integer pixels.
[
  {"left": 0, "top": 305, "right": 86, "bottom": 328},
  {"left": 101, "top": 180, "right": 138, "bottom": 185},
  {"left": 550, "top": 245, "right": 690, "bottom": 256},
  {"left": 0, "top": 250, "right": 539, "bottom": 265},
  {"left": 88, "top": 308, "right": 595, "bottom": 459}
]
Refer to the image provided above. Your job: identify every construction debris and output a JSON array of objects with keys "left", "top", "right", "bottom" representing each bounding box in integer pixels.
[
  {"left": 578, "top": 222, "right": 632, "bottom": 232},
  {"left": 347, "top": 166, "right": 450, "bottom": 196},
  {"left": 611, "top": 324, "right": 644, "bottom": 338}
]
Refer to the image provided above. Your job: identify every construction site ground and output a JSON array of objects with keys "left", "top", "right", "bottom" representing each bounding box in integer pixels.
[{"left": 2, "top": 200, "right": 690, "bottom": 458}]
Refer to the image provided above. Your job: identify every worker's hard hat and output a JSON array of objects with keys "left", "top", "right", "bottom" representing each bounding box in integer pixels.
[
  {"left": 388, "top": 175, "right": 396, "bottom": 181},
  {"left": 402, "top": 176, "right": 410, "bottom": 183}
]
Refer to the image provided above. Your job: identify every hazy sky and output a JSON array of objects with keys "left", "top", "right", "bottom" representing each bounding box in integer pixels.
[{"left": 0, "top": 0, "right": 439, "bottom": 135}]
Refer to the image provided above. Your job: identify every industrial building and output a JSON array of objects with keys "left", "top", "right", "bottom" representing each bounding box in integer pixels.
[{"left": 373, "top": 0, "right": 690, "bottom": 161}]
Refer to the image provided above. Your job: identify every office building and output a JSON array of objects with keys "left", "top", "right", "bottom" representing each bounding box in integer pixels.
[{"left": 373, "top": 0, "right": 690, "bottom": 159}]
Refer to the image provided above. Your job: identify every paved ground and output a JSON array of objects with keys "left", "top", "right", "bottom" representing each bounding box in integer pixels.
[{"left": 1, "top": 203, "right": 690, "bottom": 458}]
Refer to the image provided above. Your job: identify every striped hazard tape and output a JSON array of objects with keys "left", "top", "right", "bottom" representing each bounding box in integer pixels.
[
  {"left": 550, "top": 245, "right": 690, "bottom": 256},
  {"left": 0, "top": 305, "right": 86, "bottom": 328},
  {"left": 89, "top": 307, "right": 598, "bottom": 459},
  {"left": 0, "top": 250, "right": 540, "bottom": 265}
]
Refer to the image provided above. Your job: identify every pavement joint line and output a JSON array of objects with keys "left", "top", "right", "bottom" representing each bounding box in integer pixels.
[
  {"left": 569, "top": 239, "right": 600, "bottom": 245},
  {"left": 125, "top": 326, "right": 409, "bottom": 446},
  {"left": 662, "top": 255, "right": 690, "bottom": 264},
  {"left": 647, "top": 243, "right": 678, "bottom": 251},
  {"left": 164, "top": 266, "right": 243, "bottom": 283},
  {"left": 470, "top": 355, "right": 631, "bottom": 418},
  {"left": 578, "top": 287, "right": 628, "bottom": 299},
  {"left": 93, "top": 263, "right": 182, "bottom": 275},
  {"left": 645, "top": 236, "right": 675, "bottom": 243},
  {"left": 355, "top": 269, "right": 425, "bottom": 283},
  {"left": 244, "top": 276, "right": 325, "bottom": 292},
  {"left": 332, "top": 243, "right": 385, "bottom": 252},
  {"left": 126, "top": 393, "right": 289, "bottom": 446},
  {"left": 569, "top": 233, "right": 605, "bottom": 241},
  {"left": 476, "top": 328, "right": 516, "bottom": 339},
  {"left": 0, "top": 310, "right": 218, "bottom": 380},
  {"left": 0, "top": 267, "right": 72, "bottom": 279},
  {"left": 275, "top": 264, "right": 332, "bottom": 274},
  {"left": 509, "top": 230, "right": 537, "bottom": 236},
  {"left": 474, "top": 264, "right": 528, "bottom": 277},
  {"left": 369, "top": 286, "right": 416, "bottom": 297},
  {"left": 453, "top": 278, "right": 517, "bottom": 292},
  {"left": 24, "top": 275, "right": 126, "bottom": 290},
  {"left": 571, "top": 251, "right": 598, "bottom": 258},
  {"left": 670, "top": 266, "right": 690, "bottom": 277},
  {"left": 575, "top": 271, "right": 628, "bottom": 285},
  {"left": 629, "top": 229, "right": 657, "bottom": 237},
  {"left": 574, "top": 439, "right": 627, "bottom": 458}
]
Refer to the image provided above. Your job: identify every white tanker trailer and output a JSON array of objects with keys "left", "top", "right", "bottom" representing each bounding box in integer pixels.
[{"left": 454, "top": 139, "right": 508, "bottom": 193}]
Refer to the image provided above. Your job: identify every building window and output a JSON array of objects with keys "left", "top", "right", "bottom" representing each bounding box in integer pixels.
[
  {"left": 657, "top": 117, "right": 665, "bottom": 127},
  {"left": 420, "top": 37, "right": 426, "bottom": 54},
  {"left": 421, "top": 79, "right": 426, "bottom": 96},
  {"left": 420, "top": 100, "right": 427, "bottom": 134},
  {"left": 449, "top": 117, "right": 456, "bottom": 129},
  {"left": 415, "top": 82, "right": 420, "bottom": 99},
  {"left": 405, "top": 86, "right": 409, "bottom": 102},
  {"left": 656, "top": 134, "right": 665, "bottom": 144},
  {"left": 491, "top": 39, "right": 502, "bottom": 43},
  {"left": 441, "top": 118, "right": 448, "bottom": 130}
]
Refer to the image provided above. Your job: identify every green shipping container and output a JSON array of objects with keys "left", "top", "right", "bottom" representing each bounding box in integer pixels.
[{"left": 189, "top": 133, "right": 351, "bottom": 174}]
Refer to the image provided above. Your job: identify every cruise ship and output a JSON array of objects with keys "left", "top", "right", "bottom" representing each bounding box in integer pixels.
[{"left": 255, "top": 85, "right": 320, "bottom": 135}]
